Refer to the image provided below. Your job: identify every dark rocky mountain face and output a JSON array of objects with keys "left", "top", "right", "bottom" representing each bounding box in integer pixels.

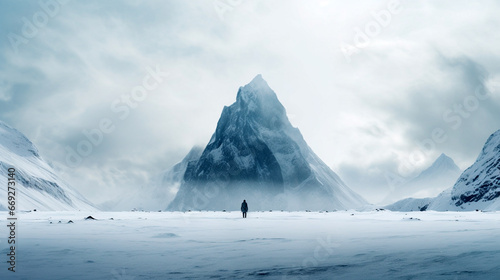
[
  {"left": 450, "top": 130, "right": 500, "bottom": 208},
  {"left": 168, "top": 75, "right": 366, "bottom": 211}
]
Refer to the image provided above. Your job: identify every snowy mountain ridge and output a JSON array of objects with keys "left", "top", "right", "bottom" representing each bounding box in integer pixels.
[
  {"left": 168, "top": 75, "right": 367, "bottom": 211},
  {"left": 0, "top": 121, "right": 96, "bottom": 211},
  {"left": 449, "top": 130, "right": 500, "bottom": 207},
  {"left": 383, "top": 153, "right": 462, "bottom": 204},
  {"left": 388, "top": 129, "right": 500, "bottom": 211},
  {"left": 419, "top": 153, "right": 461, "bottom": 179}
]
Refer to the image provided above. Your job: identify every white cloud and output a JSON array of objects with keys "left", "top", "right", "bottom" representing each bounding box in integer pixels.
[{"left": 1, "top": 0, "right": 500, "bottom": 205}]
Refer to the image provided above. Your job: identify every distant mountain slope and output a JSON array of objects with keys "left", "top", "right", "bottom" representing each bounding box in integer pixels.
[
  {"left": 158, "top": 146, "right": 204, "bottom": 197},
  {"left": 429, "top": 129, "right": 500, "bottom": 211},
  {"left": 168, "top": 75, "right": 367, "bottom": 211},
  {"left": 99, "top": 147, "right": 203, "bottom": 211},
  {"left": 383, "top": 154, "right": 461, "bottom": 204},
  {"left": 385, "top": 197, "right": 434, "bottom": 212},
  {"left": 388, "top": 129, "right": 500, "bottom": 211},
  {"left": 0, "top": 121, "right": 96, "bottom": 211}
]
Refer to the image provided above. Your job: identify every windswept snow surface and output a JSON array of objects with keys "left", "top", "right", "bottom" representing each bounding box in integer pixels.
[{"left": 1, "top": 211, "right": 500, "bottom": 279}]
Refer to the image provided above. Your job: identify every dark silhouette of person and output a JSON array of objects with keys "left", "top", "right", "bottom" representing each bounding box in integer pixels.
[{"left": 241, "top": 200, "right": 248, "bottom": 218}]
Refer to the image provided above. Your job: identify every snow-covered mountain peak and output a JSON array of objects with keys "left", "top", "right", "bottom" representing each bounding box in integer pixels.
[
  {"left": 241, "top": 74, "right": 271, "bottom": 94},
  {"left": 0, "top": 121, "right": 40, "bottom": 158},
  {"left": 168, "top": 76, "right": 366, "bottom": 211},
  {"left": 383, "top": 153, "right": 462, "bottom": 204},
  {"left": 423, "top": 153, "right": 460, "bottom": 175},
  {"left": 231, "top": 75, "right": 289, "bottom": 133},
  {"left": 417, "top": 153, "right": 461, "bottom": 183},
  {"left": 387, "top": 129, "right": 500, "bottom": 211},
  {"left": 237, "top": 75, "right": 281, "bottom": 106},
  {"left": 435, "top": 153, "right": 453, "bottom": 164}
]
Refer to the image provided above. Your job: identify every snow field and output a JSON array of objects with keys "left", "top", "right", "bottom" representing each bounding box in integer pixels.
[{"left": 1, "top": 210, "right": 500, "bottom": 279}]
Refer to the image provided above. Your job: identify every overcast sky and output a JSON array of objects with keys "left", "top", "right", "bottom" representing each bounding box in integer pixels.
[{"left": 1, "top": 0, "right": 500, "bottom": 205}]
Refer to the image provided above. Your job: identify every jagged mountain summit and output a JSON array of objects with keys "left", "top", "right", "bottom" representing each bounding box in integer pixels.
[
  {"left": 168, "top": 75, "right": 367, "bottom": 211},
  {"left": 0, "top": 121, "right": 96, "bottom": 211},
  {"left": 387, "top": 129, "right": 500, "bottom": 211},
  {"left": 383, "top": 153, "right": 461, "bottom": 204}
]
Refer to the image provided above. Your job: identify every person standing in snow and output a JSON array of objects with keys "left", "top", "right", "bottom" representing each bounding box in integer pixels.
[{"left": 241, "top": 200, "right": 248, "bottom": 218}]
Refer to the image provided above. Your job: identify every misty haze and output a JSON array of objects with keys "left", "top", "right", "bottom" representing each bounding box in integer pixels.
[{"left": 1, "top": 1, "right": 500, "bottom": 280}]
